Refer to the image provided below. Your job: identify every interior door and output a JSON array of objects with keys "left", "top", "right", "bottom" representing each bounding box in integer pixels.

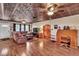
[{"left": 43, "top": 24, "right": 51, "bottom": 39}]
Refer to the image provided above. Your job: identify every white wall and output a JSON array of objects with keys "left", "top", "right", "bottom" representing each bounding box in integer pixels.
[
  {"left": 32, "top": 20, "right": 51, "bottom": 33},
  {"left": 0, "top": 21, "right": 29, "bottom": 39},
  {"left": 32, "top": 14, "right": 79, "bottom": 45},
  {"left": 0, "top": 22, "right": 12, "bottom": 39},
  {"left": 32, "top": 14, "right": 79, "bottom": 32},
  {"left": 32, "top": 14, "right": 79, "bottom": 30}
]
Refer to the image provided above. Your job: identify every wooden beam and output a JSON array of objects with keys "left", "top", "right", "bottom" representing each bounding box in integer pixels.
[
  {"left": 0, "top": 19, "right": 20, "bottom": 22},
  {"left": 11, "top": 4, "right": 19, "bottom": 16},
  {"left": 66, "top": 7, "right": 72, "bottom": 15},
  {"left": 1, "top": 3, "right": 4, "bottom": 19},
  {"left": 0, "top": 19, "right": 30, "bottom": 24}
]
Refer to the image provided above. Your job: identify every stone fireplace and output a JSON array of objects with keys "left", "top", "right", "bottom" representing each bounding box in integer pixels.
[{"left": 60, "top": 36, "right": 71, "bottom": 48}]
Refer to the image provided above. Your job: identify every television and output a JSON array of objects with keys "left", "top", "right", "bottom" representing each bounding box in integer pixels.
[{"left": 33, "top": 28, "right": 39, "bottom": 33}]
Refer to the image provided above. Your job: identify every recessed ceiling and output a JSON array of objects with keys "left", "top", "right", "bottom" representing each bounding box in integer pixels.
[{"left": 0, "top": 3, "right": 79, "bottom": 23}]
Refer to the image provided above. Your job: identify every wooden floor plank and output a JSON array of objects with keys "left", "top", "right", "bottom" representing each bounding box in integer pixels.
[{"left": 0, "top": 38, "right": 79, "bottom": 56}]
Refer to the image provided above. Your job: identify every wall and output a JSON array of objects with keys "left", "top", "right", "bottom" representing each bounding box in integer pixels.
[
  {"left": 0, "top": 22, "right": 12, "bottom": 39},
  {"left": 0, "top": 21, "right": 29, "bottom": 39},
  {"left": 32, "top": 14, "right": 79, "bottom": 45},
  {"left": 32, "top": 20, "right": 51, "bottom": 33},
  {"left": 32, "top": 14, "right": 79, "bottom": 30}
]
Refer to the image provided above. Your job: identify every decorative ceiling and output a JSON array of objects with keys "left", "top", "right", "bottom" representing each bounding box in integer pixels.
[{"left": 0, "top": 3, "right": 79, "bottom": 23}]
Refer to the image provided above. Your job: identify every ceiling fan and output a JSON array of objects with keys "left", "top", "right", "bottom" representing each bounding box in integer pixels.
[{"left": 47, "top": 3, "right": 65, "bottom": 15}]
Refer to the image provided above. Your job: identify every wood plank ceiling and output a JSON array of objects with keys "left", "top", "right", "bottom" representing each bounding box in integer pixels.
[{"left": 0, "top": 3, "right": 79, "bottom": 23}]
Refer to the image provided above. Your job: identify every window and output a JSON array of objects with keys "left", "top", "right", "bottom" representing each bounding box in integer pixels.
[
  {"left": 13, "top": 24, "right": 29, "bottom": 32},
  {"left": 21, "top": 24, "right": 24, "bottom": 31},
  {"left": 15, "top": 24, "right": 20, "bottom": 31},
  {"left": 25, "top": 25, "right": 29, "bottom": 31}
]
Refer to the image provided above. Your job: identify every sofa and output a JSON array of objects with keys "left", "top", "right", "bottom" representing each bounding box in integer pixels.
[{"left": 12, "top": 32, "right": 27, "bottom": 44}]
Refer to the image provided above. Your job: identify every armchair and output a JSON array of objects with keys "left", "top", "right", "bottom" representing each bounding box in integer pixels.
[{"left": 12, "top": 32, "right": 27, "bottom": 44}]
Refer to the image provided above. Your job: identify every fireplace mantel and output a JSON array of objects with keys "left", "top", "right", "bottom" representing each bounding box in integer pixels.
[{"left": 56, "top": 29, "right": 77, "bottom": 48}]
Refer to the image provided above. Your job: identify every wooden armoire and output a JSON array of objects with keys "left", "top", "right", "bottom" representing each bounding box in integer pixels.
[{"left": 43, "top": 24, "right": 51, "bottom": 39}]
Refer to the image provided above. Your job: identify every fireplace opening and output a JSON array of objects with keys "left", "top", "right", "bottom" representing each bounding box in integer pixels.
[{"left": 60, "top": 36, "right": 71, "bottom": 48}]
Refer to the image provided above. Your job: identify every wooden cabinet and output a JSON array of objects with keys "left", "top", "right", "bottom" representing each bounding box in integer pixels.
[
  {"left": 39, "top": 33, "right": 44, "bottom": 38},
  {"left": 43, "top": 24, "right": 51, "bottom": 39}
]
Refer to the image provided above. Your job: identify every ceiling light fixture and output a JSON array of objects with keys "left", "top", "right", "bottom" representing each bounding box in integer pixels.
[
  {"left": 22, "top": 20, "right": 26, "bottom": 24},
  {"left": 47, "top": 11, "right": 54, "bottom": 16},
  {"left": 47, "top": 6, "right": 54, "bottom": 16},
  {"left": 50, "top": 7, "right": 54, "bottom": 11}
]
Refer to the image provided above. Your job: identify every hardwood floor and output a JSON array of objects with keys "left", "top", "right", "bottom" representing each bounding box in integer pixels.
[{"left": 0, "top": 38, "right": 79, "bottom": 56}]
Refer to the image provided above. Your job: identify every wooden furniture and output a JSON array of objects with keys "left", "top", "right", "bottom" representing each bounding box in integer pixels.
[
  {"left": 56, "top": 29, "right": 77, "bottom": 48},
  {"left": 39, "top": 33, "right": 44, "bottom": 38},
  {"left": 12, "top": 32, "right": 27, "bottom": 44},
  {"left": 43, "top": 24, "right": 51, "bottom": 39},
  {"left": 26, "top": 32, "right": 33, "bottom": 40}
]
